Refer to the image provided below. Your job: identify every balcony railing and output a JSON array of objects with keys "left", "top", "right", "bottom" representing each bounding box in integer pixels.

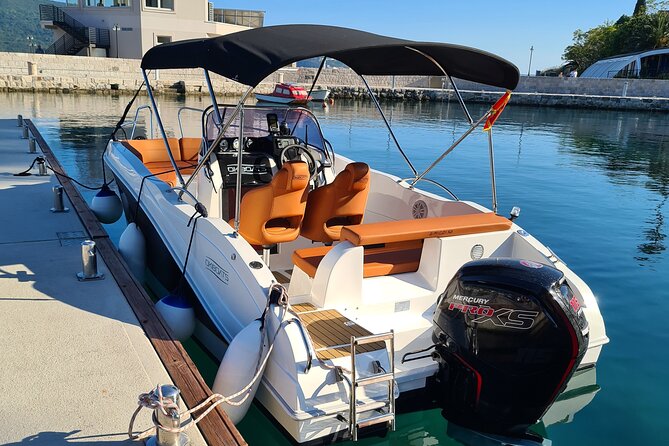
[{"left": 212, "top": 8, "right": 264, "bottom": 28}]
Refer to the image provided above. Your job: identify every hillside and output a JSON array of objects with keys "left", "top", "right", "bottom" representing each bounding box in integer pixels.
[{"left": 0, "top": 0, "right": 62, "bottom": 53}]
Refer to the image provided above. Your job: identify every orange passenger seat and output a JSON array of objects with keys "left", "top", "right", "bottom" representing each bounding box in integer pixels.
[
  {"left": 122, "top": 138, "right": 201, "bottom": 186},
  {"left": 232, "top": 161, "right": 309, "bottom": 246},
  {"left": 300, "top": 162, "right": 370, "bottom": 243}
]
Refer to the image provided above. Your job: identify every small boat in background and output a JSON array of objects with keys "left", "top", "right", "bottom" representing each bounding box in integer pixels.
[
  {"left": 255, "top": 82, "right": 311, "bottom": 104},
  {"left": 310, "top": 87, "right": 330, "bottom": 102}
]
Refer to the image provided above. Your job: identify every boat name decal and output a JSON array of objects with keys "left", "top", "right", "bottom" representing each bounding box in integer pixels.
[{"left": 205, "top": 257, "right": 229, "bottom": 285}]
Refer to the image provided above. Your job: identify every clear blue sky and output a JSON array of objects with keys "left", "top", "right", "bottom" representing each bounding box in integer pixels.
[{"left": 215, "top": 0, "right": 634, "bottom": 73}]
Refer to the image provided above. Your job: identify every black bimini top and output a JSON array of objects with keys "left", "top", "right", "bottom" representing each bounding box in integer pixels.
[{"left": 141, "top": 25, "right": 519, "bottom": 90}]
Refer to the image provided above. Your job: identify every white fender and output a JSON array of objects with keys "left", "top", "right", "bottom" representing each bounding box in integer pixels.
[
  {"left": 118, "top": 222, "right": 146, "bottom": 283},
  {"left": 91, "top": 185, "right": 123, "bottom": 224},
  {"left": 155, "top": 294, "right": 195, "bottom": 341},
  {"left": 212, "top": 319, "right": 268, "bottom": 424}
]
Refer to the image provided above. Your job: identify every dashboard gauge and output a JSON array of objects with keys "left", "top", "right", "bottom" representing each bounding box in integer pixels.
[
  {"left": 232, "top": 138, "right": 240, "bottom": 150},
  {"left": 219, "top": 139, "right": 228, "bottom": 151}
]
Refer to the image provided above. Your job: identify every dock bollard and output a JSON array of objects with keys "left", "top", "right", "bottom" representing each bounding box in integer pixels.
[
  {"left": 146, "top": 385, "right": 190, "bottom": 446},
  {"left": 17, "top": 114, "right": 23, "bottom": 127},
  {"left": 22, "top": 124, "right": 29, "bottom": 139},
  {"left": 50, "top": 185, "right": 69, "bottom": 213},
  {"left": 28, "top": 137, "right": 37, "bottom": 154},
  {"left": 77, "top": 240, "right": 104, "bottom": 281},
  {"left": 35, "top": 158, "right": 48, "bottom": 176}
]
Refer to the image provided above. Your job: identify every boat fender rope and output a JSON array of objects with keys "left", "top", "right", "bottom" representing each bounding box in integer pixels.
[
  {"left": 131, "top": 167, "right": 178, "bottom": 223},
  {"left": 128, "top": 284, "right": 290, "bottom": 441}
]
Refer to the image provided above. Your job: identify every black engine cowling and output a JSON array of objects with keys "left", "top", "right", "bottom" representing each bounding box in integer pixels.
[{"left": 431, "top": 258, "right": 589, "bottom": 436}]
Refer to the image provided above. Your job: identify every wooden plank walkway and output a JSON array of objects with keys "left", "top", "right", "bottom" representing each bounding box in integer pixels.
[{"left": 25, "top": 120, "right": 246, "bottom": 446}]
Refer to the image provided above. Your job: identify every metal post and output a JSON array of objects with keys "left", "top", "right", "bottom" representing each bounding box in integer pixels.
[
  {"left": 234, "top": 107, "right": 244, "bottom": 232},
  {"left": 528, "top": 46, "right": 534, "bottom": 76},
  {"left": 350, "top": 336, "right": 357, "bottom": 441},
  {"left": 389, "top": 329, "right": 395, "bottom": 432},
  {"left": 142, "top": 69, "right": 185, "bottom": 187},
  {"left": 17, "top": 114, "right": 23, "bottom": 127},
  {"left": 22, "top": 124, "right": 29, "bottom": 139},
  {"left": 77, "top": 240, "right": 104, "bottom": 281},
  {"left": 50, "top": 185, "right": 69, "bottom": 213},
  {"left": 487, "top": 128, "right": 498, "bottom": 214},
  {"left": 28, "top": 137, "right": 36, "bottom": 154},
  {"left": 204, "top": 70, "right": 223, "bottom": 127},
  {"left": 360, "top": 75, "right": 417, "bottom": 176},
  {"left": 147, "top": 385, "right": 189, "bottom": 446},
  {"left": 36, "top": 157, "right": 48, "bottom": 176}
]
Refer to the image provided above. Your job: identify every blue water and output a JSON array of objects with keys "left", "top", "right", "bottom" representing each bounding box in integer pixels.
[{"left": 2, "top": 92, "right": 667, "bottom": 445}]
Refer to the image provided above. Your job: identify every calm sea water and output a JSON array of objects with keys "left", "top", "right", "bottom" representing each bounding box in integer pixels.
[{"left": 2, "top": 91, "right": 667, "bottom": 445}]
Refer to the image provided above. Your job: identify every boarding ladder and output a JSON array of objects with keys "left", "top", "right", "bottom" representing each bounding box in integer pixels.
[{"left": 348, "top": 330, "right": 396, "bottom": 441}]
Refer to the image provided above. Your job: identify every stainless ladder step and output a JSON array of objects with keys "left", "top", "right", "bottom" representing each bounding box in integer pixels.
[
  {"left": 356, "top": 412, "right": 395, "bottom": 429},
  {"left": 355, "top": 372, "right": 394, "bottom": 387},
  {"left": 348, "top": 330, "right": 396, "bottom": 441}
]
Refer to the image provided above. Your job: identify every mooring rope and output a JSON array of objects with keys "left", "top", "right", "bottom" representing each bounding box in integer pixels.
[{"left": 128, "top": 284, "right": 289, "bottom": 441}]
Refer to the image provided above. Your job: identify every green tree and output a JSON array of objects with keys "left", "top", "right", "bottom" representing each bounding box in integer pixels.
[{"left": 634, "top": 0, "right": 647, "bottom": 16}]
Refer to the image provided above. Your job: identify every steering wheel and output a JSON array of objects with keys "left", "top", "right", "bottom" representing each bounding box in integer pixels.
[{"left": 279, "top": 144, "right": 319, "bottom": 183}]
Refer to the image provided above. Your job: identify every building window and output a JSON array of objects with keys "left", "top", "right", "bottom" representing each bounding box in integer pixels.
[
  {"left": 86, "top": 0, "right": 132, "bottom": 6},
  {"left": 156, "top": 35, "right": 172, "bottom": 45},
  {"left": 145, "top": 0, "right": 174, "bottom": 10}
]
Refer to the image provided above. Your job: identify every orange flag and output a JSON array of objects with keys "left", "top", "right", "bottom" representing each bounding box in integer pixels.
[{"left": 483, "top": 90, "right": 512, "bottom": 132}]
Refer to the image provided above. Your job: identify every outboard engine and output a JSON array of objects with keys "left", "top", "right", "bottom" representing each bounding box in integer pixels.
[{"left": 431, "top": 258, "right": 588, "bottom": 437}]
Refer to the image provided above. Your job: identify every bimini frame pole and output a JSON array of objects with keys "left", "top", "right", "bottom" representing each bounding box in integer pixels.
[
  {"left": 307, "top": 56, "right": 327, "bottom": 98},
  {"left": 142, "top": 69, "right": 185, "bottom": 187},
  {"left": 182, "top": 86, "right": 254, "bottom": 192},
  {"left": 204, "top": 69, "right": 223, "bottom": 127},
  {"left": 487, "top": 128, "right": 498, "bottom": 213},
  {"left": 413, "top": 111, "right": 490, "bottom": 183},
  {"left": 234, "top": 106, "right": 244, "bottom": 232},
  {"left": 360, "top": 75, "right": 417, "bottom": 176},
  {"left": 404, "top": 46, "right": 473, "bottom": 124}
]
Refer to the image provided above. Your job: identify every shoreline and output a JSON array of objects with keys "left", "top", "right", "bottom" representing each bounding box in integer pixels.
[{"left": 3, "top": 51, "right": 669, "bottom": 111}]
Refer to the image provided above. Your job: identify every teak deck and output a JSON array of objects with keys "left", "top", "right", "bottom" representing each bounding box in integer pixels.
[
  {"left": 27, "top": 120, "right": 245, "bottom": 446},
  {"left": 291, "top": 303, "right": 386, "bottom": 359}
]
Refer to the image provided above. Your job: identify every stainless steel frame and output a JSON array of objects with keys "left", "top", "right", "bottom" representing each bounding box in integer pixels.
[
  {"left": 487, "top": 128, "right": 498, "bottom": 213},
  {"left": 234, "top": 106, "right": 244, "bottom": 232},
  {"left": 142, "top": 69, "right": 185, "bottom": 188},
  {"left": 182, "top": 86, "right": 255, "bottom": 195},
  {"left": 360, "top": 75, "right": 417, "bottom": 177},
  {"left": 177, "top": 106, "right": 204, "bottom": 139},
  {"left": 126, "top": 105, "right": 153, "bottom": 139}
]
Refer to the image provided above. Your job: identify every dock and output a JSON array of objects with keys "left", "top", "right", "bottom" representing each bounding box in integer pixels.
[{"left": 0, "top": 118, "right": 245, "bottom": 445}]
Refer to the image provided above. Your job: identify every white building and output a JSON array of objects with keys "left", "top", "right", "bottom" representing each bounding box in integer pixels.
[{"left": 39, "top": 0, "right": 264, "bottom": 58}]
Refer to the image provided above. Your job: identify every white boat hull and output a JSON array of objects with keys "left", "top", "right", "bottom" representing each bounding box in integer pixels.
[{"left": 105, "top": 143, "right": 608, "bottom": 444}]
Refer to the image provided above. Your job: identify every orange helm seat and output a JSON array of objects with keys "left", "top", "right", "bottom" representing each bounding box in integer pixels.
[
  {"left": 233, "top": 161, "right": 309, "bottom": 246},
  {"left": 300, "top": 162, "right": 370, "bottom": 243}
]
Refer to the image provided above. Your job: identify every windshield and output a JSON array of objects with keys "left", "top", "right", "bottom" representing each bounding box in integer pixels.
[{"left": 205, "top": 106, "right": 326, "bottom": 151}]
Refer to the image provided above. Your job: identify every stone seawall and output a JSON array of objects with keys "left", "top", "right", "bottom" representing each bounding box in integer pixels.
[{"left": 2, "top": 52, "right": 669, "bottom": 110}]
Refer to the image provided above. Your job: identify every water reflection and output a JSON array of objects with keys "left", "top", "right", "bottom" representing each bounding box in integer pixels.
[{"left": 2, "top": 91, "right": 668, "bottom": 444}]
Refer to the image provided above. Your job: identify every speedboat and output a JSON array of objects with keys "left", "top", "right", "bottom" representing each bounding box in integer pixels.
[
  {"left": 104, "top": 25, "right": 608, "bottom": 444},
  {"left": 255, "top": 82, "right": 312, "bottom": 104}
]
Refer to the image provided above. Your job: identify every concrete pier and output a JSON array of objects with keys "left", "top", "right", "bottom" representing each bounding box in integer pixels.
[{"left": 0, "top": 118, "right": 207, "bottom": 445}]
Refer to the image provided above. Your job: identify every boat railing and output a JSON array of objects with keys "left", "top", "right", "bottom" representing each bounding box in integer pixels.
[
  {"left": 121, "top": 105, "right": 154, "bottom": 140},
  {"left": 400, "top": 177, "right": 459, "bottom": 201},
  {"left": 177, "top": 106, "right": 205, "bottom": 139}
]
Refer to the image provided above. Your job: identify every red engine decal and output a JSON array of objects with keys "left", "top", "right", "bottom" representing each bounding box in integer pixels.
[
  {"left": 448, "top": 302, "right": 539, "bottom": 330},
  {"left": 569, "top": 295, "right": 581, "bottom": 312}
]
